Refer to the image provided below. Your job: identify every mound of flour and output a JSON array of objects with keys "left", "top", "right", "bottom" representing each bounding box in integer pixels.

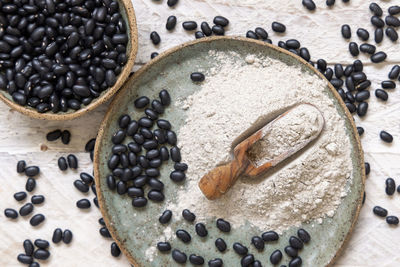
[{"left": 170, "top": 51, "right": 352, "bottom": 233}]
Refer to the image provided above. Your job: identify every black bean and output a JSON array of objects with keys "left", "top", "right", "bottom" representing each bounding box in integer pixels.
[
  {"left": 148, "top": 190, "right": 164, "bottom": 201},
  {"left": 357, "top": 102, "right": 368, "bottom": 116},
  {"left": 182, "top": 209, "right": 196, "bottom": 222},
  {"left": 213, "top": 16, "right": 229, "bottom": 27},
  {"left": 24, "top": 239, "right": 34, "bottom": 256},
  {"left": 208, "top": 258, "right": 223, "bottom": 267},
  {"left": 359, "top": 43, "right": 376, "bottom": 55},
  {"left": 255, "top": 27, "right": 268, "bottom": 39},
  {"left": 373, "top": 206, "right": 388, "bottom": 217},
  {"left": 46, "top": 130, "right": 62, "bottom": 141},
  {"left": 176, "top": 229, "right": 191, "bottom": 243},
  {"left": 253, "top": 260, "right": 262, "bottom": 267},
  {"left": 262, "top": 231, "right": 279, "bottom": 241},
  {"left": 370, "top": 16, "right": 384, "bottom": 28},
  {"left": 57, "top": 157, "right": 68, "bottom": 171},
  {"left": 382, "top": 81, "right": 396, "bottom": 89},
  {"left": 134, "top": 96, "right": 150, "bottom": 109},
  {"left": 346, "top": 76, "right": 355, "bottom": 91},
  {"left": 374, "top": 28, "right": 383, "bottom": 43},
  {"left": 289, "top": 257, "right": 303, "bottom": 267},
  {"left": 364, "top": 162, "right": 370, "bottom": 175},
  {"left": 326, "top": 0, "right": 335, "bottom": 6},
  {"left": 159, "top": 89, "right": 171, "bottom": 106},
  {"left": 386, "top": 177, "right": 396, "bottom": 196},
  {"left": 346, "top": 91, "right": 355, "bottom": 103},
  {"left": 342, "top": 25, "right": 352, "bottom": 38},
  {"left": 166, "top": 16, "right": 177, "bottom": 31},
  {"left": 380, "top": 131, "right": 393, "bottom": 143},
  {"left": 286, "top": 39, "right": 300, "bottom": 49},
  {"left": 191, "top": 72, "right": 205, "bottom": 82},
  {"left": 52, "top": 228, "right": 62, "bottom": 243},
  {"left": 386, "top": 16, "right": 400, "bottom": 27},
  {"left": 251, "top": 236, "right": 264, "bottom": 250},
  {"left": 337, "top": 89, "right": 346, "bottom": 101},
  {"left": 157, "top": 242, "right": 171, "bottom": 252},
  {"left": 152, "top": 100, "right": 164, "bottom": 114},
  {"left": 148, "top": 177, "right": 163, "bottom": 190},
  {"left": 74, "top": 180, "right": 89, "bottom": 193},
  {"left": 14, "top": 191, "right": 27, "bottom": 201},
  {"left": 126, "top": 122, "right": 139, "bottom": 137},
  {"left": 19, "top": 203, "right": 34, "bottom": 216},
  {"left": 17, "top": 160, "right": 26, "bottom": 173},
  {"left": 371, "top": 52, "right": 386, "bottom": 63},
  {"left": 151, "top": 52, "right": 159, "bottom": 59},
  {"left": 386, "top": 216, "right": 399, "bottom": 225},
  {"left": 172, "top": 249, "right": 187, "bottom": 263},
  {"left": 316, "top": 59, "right": 326, "bottom": 72},
  {"left": 132, "top": 197, "right": 147, "bottom": 207},
  {"left": 233, "top": 242, "right": 248, "bottom": 255},
  {"left": 167, "top": 0, "right": 179, "bottom": 7},
  {"left": 171, "top": 171, "right": 186, "bottom": 183},
  {"left": 330, "top": 78, "right": 343, "bottom": 88},
  {"left": 99, "top": 226, "right": 111, "bottom": 238},
  {"left": 61, "top": 130, "right": 71, "bottom": 145},
  {"left": 174, "top": 162, "right": 188, "bottom": 171},
  {"left": 138, "top": 155, "right": 150, "bottom": 168},
  {"left": 111, "top": 242, "right": 121, "bottom": 257},
  {"left": 389, "top": 65, "right": 400, "bottom": 80},
  {"left": 369, "top": 3, "right": 383, "bottom": 16},
  {"left": 183, "top": 21, "right": 197, "bottom": 31},
  {"left": 25, "top": 166, "right": 40, "bottom": 177},
  {"left": 212, "top": 25, "right": 225, "bottom": 35},
  {"left": 170, "top": 146, "right": 181, "bottom": 162},
  {"left": 30, "top": 214, "right": 45, "bottom": 226},
  {"left": 355, "top": 90, "right": 370, "bottom": 102},
  {"left": 67, "top": 154, "right": 78, "bottom": 169},
  {"left": 85, "top": 139, "right": 96, "bottom": 152},
  {"left": 5, "top": 208, "right": 18, "bottom": 219},
  {"left": 31, "top": 195, "right": 45, "bottom": 205},
  {"left": 26, "top": 178, "right": 36, "bottom": 192},
  {"left": 215, "top": 238, "right": 227, "bottom": 252},
  {"left": 118, "top": 115, "right": 131, "bottom": 129},
  {"left": 349, "top": 42, "right": 359, "bottom": 56},
  {"left": 33, "top": 249, "right": 50, "bottom": 260},
  {"left": 299, "top": 47, "right": 310, "bottom": 61},
  {"left": 240, "top": 254, "right": 254, "bottom": 266},
  {"left": 201, "top": 22, "right": 212, "bottom": 36},
  {"left": 289, "top": 236, "right": 303, "bottom": 249},
  {"left": 17, "top": 254, "right": 33, "bottom": 264},
  {"left": 80, "top": 172, "right": 94, "bottom": 185},
  {"left": 77, "top": 199, "right": 91, "bottom": 209},
  {"left": 34, "top": 239, "right": 49, "bottom": 249},
  {"left": 127, "top": 186, "right": 144, "bottom": 198},
  {"left": 116, "top": 180, "right": 127, "bottom": 195},
  {"left": 133, "top": 175, "right": 147, "bottom": 187},
  {"left": 272, "top": 22, "right": 286, "bottom": 33},
  {"left": 192, "top": 223, "right": 207, "bottom": 238},
  {"left": 389, "top": 6, "right": 400, "bottom": 15},
  {"left": 297, "top": 229, "right": 311, "bottom": 243},
  {"left": 63, "top": 229, "right": 73, "bottom": 244},
  {"left": 285, "top": 246, "right": 298, "bottom": 257},
  {"left": 139, "top": 117, "right": 154, "bottom": 128},
  {"left": 325, "top": 68, "right": 333, "bottom": 81},
  {"left": 216, "top": 218, "right": 231, "bottom": 232},
  {"left": 375, "top": 89, "right": 388, "bottom": 101},
  {"left": 160, "top": 146, "right": 169, "bottom": 160},
  {"left": 346, "top": 102, "right": 356, "bottom": 113},
  {"left": 386, "top": 27, "right": 398, "bottom": 41},
  {"left": 187, "top": 254, "right": 204, "bottom": 265},
  {"left": 302, "top": 0, "right": 316, "bottom": 11},
  {"left": 270, "top": 249, "right": 283, "bottom": 264},
  {"left": 159, "top": 210, "right": 172, "bottom": 224}
]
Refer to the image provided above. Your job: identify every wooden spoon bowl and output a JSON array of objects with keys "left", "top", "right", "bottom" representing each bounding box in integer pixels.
[{"left": 0, "top": 0, "right": 138, "bottom": 121}]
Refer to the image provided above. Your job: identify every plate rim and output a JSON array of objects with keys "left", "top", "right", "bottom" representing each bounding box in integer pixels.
[{"left": 94, "top": 36, "right": 365, "bottom": 267}]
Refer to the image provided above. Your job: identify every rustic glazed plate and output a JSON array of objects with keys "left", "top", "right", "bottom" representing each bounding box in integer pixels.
[
  {"left": 94, "top": 37, "right": 365, "bottom": 267},
  {"left": 0, "top": 0, "right": 138, "bottom": 121}
]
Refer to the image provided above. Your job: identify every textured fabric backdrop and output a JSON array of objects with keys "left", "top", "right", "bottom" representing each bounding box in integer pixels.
[{"left": 1, "top": 0, "right": 399, "bottom": 266}]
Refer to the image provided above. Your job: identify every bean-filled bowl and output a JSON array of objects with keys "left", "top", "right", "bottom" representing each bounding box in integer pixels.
[
  {"left": 94, "top": 37, "right": 364, "bottom": 267},
  {"left": 0, "top": 0, "right": 137, "bottom": 120}
]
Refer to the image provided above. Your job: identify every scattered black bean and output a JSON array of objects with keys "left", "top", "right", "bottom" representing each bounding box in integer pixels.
[
  {"left": 382, "top": 80, "right": 396, "bottom": 89},
  {"left": 167, "top": 0, "right": 179, "bottom": 7},
  {"left": 150, "top": 31, "right": 161, "bottom": 45},
  {"left": 357, "top": 102, "right": 368, "bottom": 116},
  {"left": 375, "top": 89, "right": 388, "bottom": 101},
  {"left": 373, "top": 206, "right": 388, "bottom": 217},
  {"left": 195, "top": 223, "right": 208, "bottom": 237},
  {"left": 380, "top": 131, "right": 393, "bottom": 143},
  {"left": 157, "top": 242, "right": 171, "bottom": 252},
  {"left": 389, "top": 65, "right": 400, "bottom": 80},
  {"left": 326, "top": 0, "right": 335, "bottom": 6},
  {"left": 182, "top": 21, "right": 198, "bottom": 31},
  {"left": 240, "top": 254, "right": 255, "bottom": 266},
  {"left": 262, "top": 231, "right": 279, "bottom": 242},
  {"left": 14, "top": 191, "right": 27, "bottom": 201},
  {"left": 375, "top": 28, "right": 384, "bottom": 43},
  {"left": 385, "top": 27, "right": 398, "bottom": 42},
  {"left": 214, "top": 16, "right": 229, "bottom": 27},
  {"left": 251, "top": 236, "right": 264, "bottom": 250},
  {"left": 151, "top": 52, "right": 159, "bottom": 59},
  {"left": 160, "top": 146, "right": 169, "bottom": 161},
  {"left": 216, "top": 218, "right": 231, "bottom": 232},
  {"left": 67, "top": 154, "right": 78, "bottom": 169},
  {"left": 134, "top": 96, "right": 150, "bottom": 109},
  {"left": 190, "top": 72, "right": 205, "bottom": 82},
  {"left": 33, "top": 249, "right": 50, "bottom": 260},
  {"left": 385, "top": 16, "right": 400, "bottom": 27},
  {"left": 25, "top": 166, "right": 40, "bottom": 177},
  {"left": 148, "top": 189, "right": 164, "bottom": 201},
  {"left": 5, "top": 208, "right": 18, "bottom": 219},
  {"left": 188, "top": 254, "right": 204, "bottom": 265},
  {"left": 285, "top": 246, "right": 298, "bottom": 257},
  {"left": 61, "top": 130, "right": 71, "bottom": 145},
  {"left": 57, "top": 157, "right": 68, "bottom": 171},
  {"left": 365, "top": 162, "right": 370, "bottom": 175},
  {"left": 272, "top": 22, "right": 286, "bottom": 33},
  {"left": 289, "top": 257, "right": 303, "bottom": 267},
  {"left": 63, "top": 229, "right": 73, "bottom": 244},
  {"left": 359, "top": 43, "right": 376, "bottom": 55},
  {"left": 132, "top": 197, "right": 148, "bottom": 207},
  {"left": 16, "top": 160, "right": 26, "bottom": 173},
  {"left": 100, "top": 226, "right": 111, "bottom": 238},
  {"left": 289, "top": 236, "right": 303, "bottom": 249},
  {"left": 46, "top": 130, "right": 62, "bottom": 141},
  {"left": 255, "top": 27, "right": 268, "bottom": 39},
  {"left": 212, "top": 25, "right": 225, "bottom": 35},
  {"left": 201, "top": 22, "right": 212, "bottom": 36},
  {"left": 389, "top": 6, "right": 400, "bottom": 15},
  {"left": 24, "top": 239, "right": 34, "bottom": 256},
  {"left": 302, "top": 0, "right": 316, "bottom": 11},
  {"left": 386, "top": 216, "right": 399, "bottom": 225},
  {"left": 19, "top": 203, "right": 34, "bottom": 216},
  {"left": 111, "top": 242, "right": 121, "bottom": 257},
  {"left": 270, "top": 249, "right": 283, "bottom": 264},
  {"left": 76, "top": 198, "right": 91, "bottom": 209},
  {"left": 80, "top": 172, "right": 94, "bottom": 185},
  {"left": 371, "top": 51, "right": 387, "bottom": 63},
  {"left": 172, "top": 249, "right": 187, "bottom": 263},
  {"left": 215, "top": 238, "right": 227, "bottom": 252},
  {"left": 233, "top": 242, "right": 248, "bottom": 255},
  {"left": 208, "top": 258, "right": 223, "bottom": 267},
  {"left": 52, "top": 228, "right": 63, "bottom": 244},
  {"left": 17, "top": 254, "right": 33, "bottom": 264},
  {"left": 386, "top": 178, "right": 396, "bottom": 195},
  {"left": 297, "top": 228, "right": 311, "bottom": 243},
  {"left": 26, "top": 178, "right": 36, "bottom": 192},
  {"left": 159, "top": 210, "right": 172, "bottom": 224},
  {"left": 371, "top": 16, "right": 385, "bottom": 28},
  {"left": 182, "top": 209, "right": 196, "bottom": 222},
  {"left": 341, "top": 25, "right": 351, "bottom": 39},
  {"left": 369, "top": 3, "right": 383, "bottom": 16},
  {"left": 34, "top": 239, "right": 49, "bottom": 249},
  {"left": 159, "top": 90, "right": 171, "bottom": 106},
  {"left": 166, "top": 16, "right": 177, "bottom": 31},
  {"left": 30, "top": 214, "right": 45, "bottom": 226},
  {"left": 349, "top": 42, "right": 359, "bottom": 56},
  {"left": 355, "top": 90, "right": 370, "bottom": 102},
  {"left": 85, "top": 139, "right": 96, "bottom": 152}
]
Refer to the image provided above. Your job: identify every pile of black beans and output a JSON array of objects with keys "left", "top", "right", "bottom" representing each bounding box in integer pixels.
[
  {"left": 156, "top": 208, "right": 310, "bottom": 267},
  {"left": 17, "top": 239, "right": 50, "bottom": 266},
  {"left": 106, "top": 89, "right": 187, "bottom": 208},
  {"left": 4, "top": 161, "right": 47, "bottom": 227},
  {"left": 0, "top": 0, "right": 128, "bottom": 113}
]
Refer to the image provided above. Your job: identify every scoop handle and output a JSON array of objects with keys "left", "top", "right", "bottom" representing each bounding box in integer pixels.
[{"left": 198, "top": 159, "right": 243, "bottom": 200}]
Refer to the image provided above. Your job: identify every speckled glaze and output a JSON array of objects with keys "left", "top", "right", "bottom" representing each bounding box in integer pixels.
[
  {"left": 0, "top": 0, "right": 138, "bottom": 121},
  {"left": 94, "top": 37, "right": 365, "bottom": 267}
]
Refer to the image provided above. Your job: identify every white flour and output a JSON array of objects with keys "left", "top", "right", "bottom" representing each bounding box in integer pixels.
[
  {"left": 247, "top": 104, "right": 324, "bottom": 167},
  {"left": 170, "top": 51, "right": 352, "bottom": 233}
]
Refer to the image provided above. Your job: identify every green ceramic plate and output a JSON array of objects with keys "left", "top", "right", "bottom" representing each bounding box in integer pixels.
[{"left": 94, "top": 37, "right": 365, "bottom": 267}]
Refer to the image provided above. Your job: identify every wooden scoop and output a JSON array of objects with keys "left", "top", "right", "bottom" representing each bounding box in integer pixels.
[{"left": 198, "top": 104, "right": 325, "bottom": 200}]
